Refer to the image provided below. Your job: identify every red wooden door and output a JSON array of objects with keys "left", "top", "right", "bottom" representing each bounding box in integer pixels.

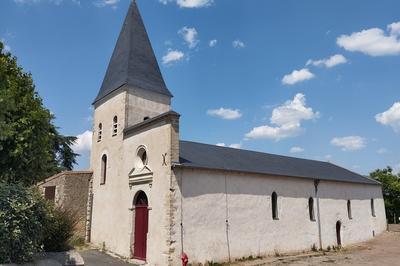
[{"left": 133, "top": 203, "right": 148, "bottom": 260}]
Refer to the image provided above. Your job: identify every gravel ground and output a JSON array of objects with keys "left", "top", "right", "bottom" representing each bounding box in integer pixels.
[{"left": 234, "top": 231, "right": 400, "bottom": 266}]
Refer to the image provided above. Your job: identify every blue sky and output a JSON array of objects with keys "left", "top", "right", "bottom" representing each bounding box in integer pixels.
[{"left": 1, "top": 0, "right": 400, "bottom": 175}]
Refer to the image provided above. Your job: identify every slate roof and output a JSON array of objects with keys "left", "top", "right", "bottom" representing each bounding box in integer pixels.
[
  {"left": 93, "top": 0, "right": 172, "bottom": 104},
  {"left": 178, "top": 141, "right": 379, "bottom": 185}
]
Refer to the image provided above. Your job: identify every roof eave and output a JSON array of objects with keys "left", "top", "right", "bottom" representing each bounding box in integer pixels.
[{"left": 172, "top": 163, "right": 381, "bottom": 186}]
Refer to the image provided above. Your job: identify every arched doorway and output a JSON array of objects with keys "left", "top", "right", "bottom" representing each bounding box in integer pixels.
[
  {"left": 336, "top": 221, "right": 342, "bottom": 247},
  {"left": 132, "top": 191, "right": 148, "bottom": 260}
]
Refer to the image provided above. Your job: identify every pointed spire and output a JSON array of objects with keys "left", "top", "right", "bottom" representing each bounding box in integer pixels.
[{"left": 93, "top": 0, "right": 172, "bottom": 104}]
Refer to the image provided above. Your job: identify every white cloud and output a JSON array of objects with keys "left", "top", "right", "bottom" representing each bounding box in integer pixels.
[
  {"left": 1, "top": 39, "right": 11, "bottom": 53},
  {"left": 337, "top": 22, "right": 400, "bottom": 56},
  {"left": 178, "top": 27, "right": 199, "bottom": 49},
  {"left": 72, "top": 130, "right": 92, "bottom": 152},
  {"left": 245, "top": 93, "right": 319, "bottom": 141},
  {"left": 216, "top": 143, "right": 241, "bottom": 149},
  {"left": 209, "top": 39, "right": 217, "bottom": 47},
  {"left": 162, "top": 49, "right": 184, "bottom": 65},
  {"left": 393, "top": 162, "right": 400, "bottom": 174},
  {"left": 160, "top": 0, "right": 213, "bottom": 8},
  {"left": 177, "top": 0, "right": 212, "bottom": 7},
  {"left": 282, "top": 68, "right": 315, "bottom": 85},
  {"left": 306, "top": 54, "right": 347, "bottom": 68},
  {"left": 207, "top": 108, "right": 242, "bottom": 120},
  {"left": 377, "top": 148, "right": 388, "bottom": 154},
  {"left": 375, "top": 102, "right": 400, "bottom": 133},
  {"left": 94, "top": 0, "right": 119, "bottom": 8},
  {"left": 229, "top": 143, "right": 241, "bottom": 149},
  {"left": 232, "top": 40, "right": 245, "bottom": 49},
  {"left": 290, "top": 146, "right": 304, "bottom": 153},
  {"left": 331, "top": 136, "right": 366, "bottom": 151},
  {"left": 388, "top": 22, "right": 400, "bottom": 36}
]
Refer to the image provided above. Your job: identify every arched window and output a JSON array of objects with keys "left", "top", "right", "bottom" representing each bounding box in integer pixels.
[
  {"left": 112, "top": 116, "right": 118, "bottom": 136},
  {"left": 347, "top": 200, "right": 352, "bottom": 219},
  {"left": 98, "top": 123, "right": 102, "bottom": 142},
  {"left": 309, "top": 197, "right": 315, "bottom": 221},
  {"left": 100, "top": 154, "right": 107, "bottom": 185},
  {"left": 272, "top": 192, "right": 279, "bottom": 220},
  {"left": 143, "top": 116, "right": 150, "bottom": 121},
  {"left": 135, "top": 191, "right": 148, "bottom": 206},
  {"left": 137, "top": 147, "right": 148, "bottom": 167},
  {"left": 371, "top": 198, "right": 375, "bottom": 217}
]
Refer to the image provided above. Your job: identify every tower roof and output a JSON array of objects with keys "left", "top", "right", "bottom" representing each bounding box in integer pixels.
[{"left": 93, "top": 0, "right": 172, "bottom": 104}]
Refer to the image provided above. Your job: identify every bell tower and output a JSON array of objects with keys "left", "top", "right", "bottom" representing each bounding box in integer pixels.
[
  {"left": 88, "top": 2, "right": 179, "bottom": 263},
  {"left": 92, "top": 0, "right": 173, "bottom": 129}
]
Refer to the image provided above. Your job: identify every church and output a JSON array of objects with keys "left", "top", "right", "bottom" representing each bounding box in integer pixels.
[{"left": 87, "top": 1, "right": 387, "bottom": 265}]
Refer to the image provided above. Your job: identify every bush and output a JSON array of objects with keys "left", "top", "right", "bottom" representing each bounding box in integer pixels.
[
  {"left": 42, "top": 206, "right": 79, "bottom": 252},
  {"left": 0, "top": 182, "right": 49, "bottom": 264}
]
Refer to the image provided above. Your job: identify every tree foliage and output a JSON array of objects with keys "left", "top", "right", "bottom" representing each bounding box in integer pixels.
[
  {"left": 0, "top": 182, "right": 49, "bottom": 264},
  {"left": 0, "top": 182, "right": 79, "bottom": 263},
  {"left": 370, "top": 166, "right": 400, "bottom": 223},
  {"left": 42, "top": 207, "right": 79, "bottom": 252},
  {"left": 0, "top": 41, "right": 78, "bottom": 186}
]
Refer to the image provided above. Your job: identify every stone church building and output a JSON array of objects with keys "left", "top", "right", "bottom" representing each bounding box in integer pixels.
[{"left": 87, "top": 1, "right": 387, "bottom": 265}]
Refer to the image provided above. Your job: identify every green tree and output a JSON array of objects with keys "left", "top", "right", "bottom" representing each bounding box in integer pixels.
[
  {"left": 0, "top": 41, "right": 78, "bottom": 186},
  {"left": 370, "top": 167, "right": 400, "bottom": 224},
  {"left": 0, "top": 182, "right": 49, "bottom": 263}
]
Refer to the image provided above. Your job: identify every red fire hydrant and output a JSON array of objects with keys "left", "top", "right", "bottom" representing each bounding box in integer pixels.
[{"left": 181, "top": 252, "right": 188, "bottom": 266}]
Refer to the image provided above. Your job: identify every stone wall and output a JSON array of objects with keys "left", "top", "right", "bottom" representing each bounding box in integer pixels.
[{"left": 37, "top": 171, "right": 93, "bottom": 239}]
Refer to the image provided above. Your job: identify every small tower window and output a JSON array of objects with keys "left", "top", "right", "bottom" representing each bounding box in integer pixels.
[
  {"left": 272, "top": 192, "right": 279, "bottom": 220},
  {"left": 309, "top": 197, "right": 315, "bottom": 221},
  {"left": 112, "top": 116, "right": 118, "bottom": 136},
  {"left": 347, "top": 200, "right": 352, "bottom": 220},
  {"left": 144, "top": 116, "right": 150, "bottom": 121},
  {"left": 371, "top": 198, "right": 375, "bottom": 217},
  {"left": 98, "top": 123, "right": 102, "bottom": 142},
  {"left": 100, "top": 154, "right": 107, "bottom": 185}
]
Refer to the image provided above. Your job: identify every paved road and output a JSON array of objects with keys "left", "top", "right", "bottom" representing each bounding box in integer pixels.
[{"left": 80, "top": 250, "right": 136, "bottom": 266}]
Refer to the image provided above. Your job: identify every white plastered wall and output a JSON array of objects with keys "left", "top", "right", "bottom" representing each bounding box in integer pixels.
[
  {"left": 90, "top": 88, "right": 174, "bottom": 265},
  {"left": 125, "top": 86, "right": 171, "bottom": 128},
  {"left": 171, "top": 168, "right": 386, "bottom": 265}
]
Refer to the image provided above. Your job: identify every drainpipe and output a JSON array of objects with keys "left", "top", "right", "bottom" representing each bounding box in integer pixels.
[{"left": 314, "top": 179, "right": 322, "bottom": 250}]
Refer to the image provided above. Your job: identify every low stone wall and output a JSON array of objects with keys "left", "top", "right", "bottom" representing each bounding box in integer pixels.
[
  {"left": 37, "top": 171, "right": 93, "bottom": 239},
  {"left": 388, "top": 224, "right": 400, "bottom": 232}
]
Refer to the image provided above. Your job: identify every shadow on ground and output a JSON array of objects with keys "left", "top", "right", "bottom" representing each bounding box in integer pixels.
[{"left": 80, "top": 250, "right": 136, "bottom": 266}]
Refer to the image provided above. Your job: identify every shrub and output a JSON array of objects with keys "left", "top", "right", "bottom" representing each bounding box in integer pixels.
[
  {"left": 0, "top": 182, "right": 49, "bottom": 264},
  {"left": 42, "top": 206, "right": 79, "bottom": 252}
]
